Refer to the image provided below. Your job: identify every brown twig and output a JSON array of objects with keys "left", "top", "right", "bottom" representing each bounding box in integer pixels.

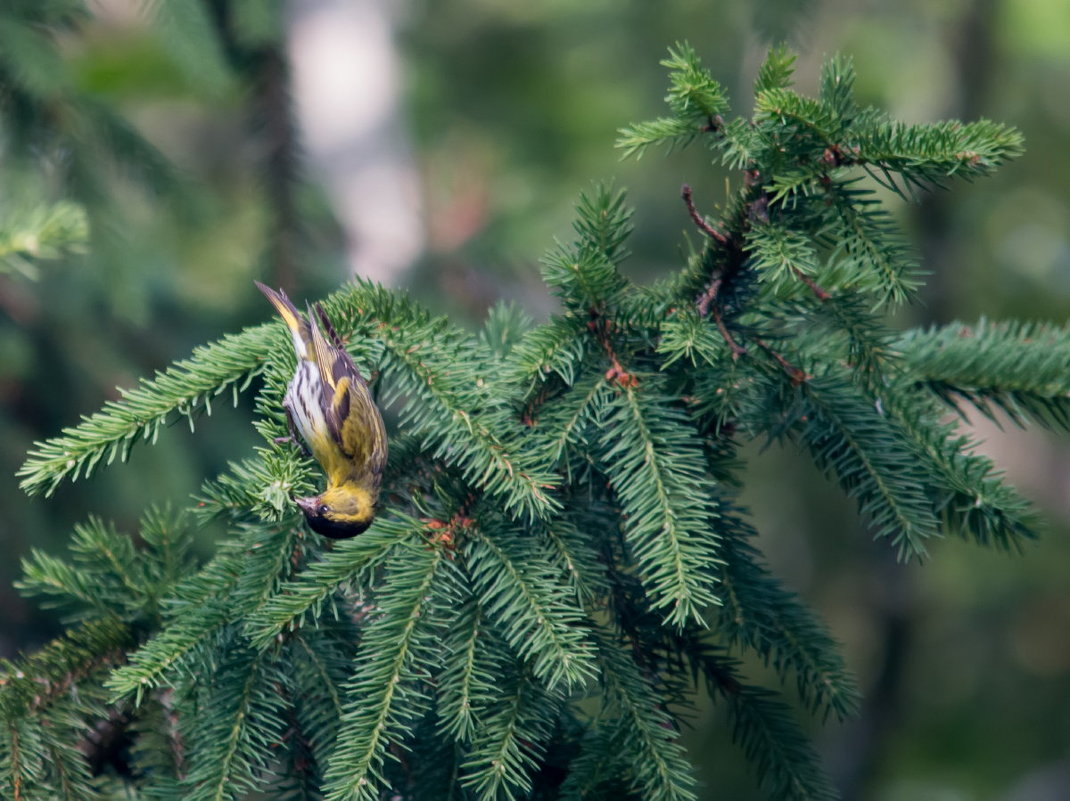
[
  {"left": 521, "top": 383, "right": 553, "bottom": 427},
  {"left": 702, "top": 114, "right": 724, "bottom": 132},
  {"left": 712, "top": 310, "right": 747, "bottom": 360},
  {"left": 681, "top": 185, "right": 729, "bottom": 245},
  {"left": 604, "top": 355, "right": 639, "bottom": 388},
  {"left": 695, "top": 277, "right": 721, "bottom": 319},
  {"left": 422, "top": 493, "right": 478, "bottom": 553},
  {"left": 589, "top": 313, "right": 639, "bottom": 388},
  {"left": 754, "top": 338, "right": 810, "bottom": 385},
  {"left": 682, "top": 182, "right": 752, "bottom": 358},
  {"left": 701, "top": 284, "right": 747, "bottom": 360},
  {"left": 695, "top": 277, "right": 747, "bottom": 359},
  {"left": 791, "top": 267, "right": 831, "bottom": 301}
]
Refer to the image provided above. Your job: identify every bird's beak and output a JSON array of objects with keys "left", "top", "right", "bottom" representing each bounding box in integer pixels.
[{"left": 294, "top": 497, "right": 318, "bottom": 516}]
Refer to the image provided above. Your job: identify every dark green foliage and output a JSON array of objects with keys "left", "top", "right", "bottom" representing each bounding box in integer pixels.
[
  {"left": 900, "top": 319, "right": 1070, "bottom": 432},
  {"left": 785, "top": 372, "right": 942, "bottom": 559},
  {"left": 8, "top": 44, "right": 1061, "bottom": 801}
]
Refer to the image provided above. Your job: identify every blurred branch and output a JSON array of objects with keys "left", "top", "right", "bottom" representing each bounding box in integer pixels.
[{"left": 0, "top": 202, "right": 88, "bottom": 280}]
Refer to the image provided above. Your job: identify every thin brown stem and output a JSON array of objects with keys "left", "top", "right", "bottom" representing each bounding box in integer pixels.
[
  {"left": 792, "top": 267, "right": 831, "bottom": 301},
  {"left": 10, "top": 724, "right": 21, "bottom": 801},
  {"left": 681, "top": 185, "right": 729, "bottom": 245},
  {"left": 696, "top": 277, "right": 722, "bottom": 319},
  {"left": 590, "top": 313, "right": 639, "bottom": 387},
  {"left": 754, "top": 338, "right": 809, "bottom": 385},
  {"left": 712, "top": 308, "right": 748, "bottom": 360},
  {"left": 696, "top": 278, "right": 747, "bottom": 359}
]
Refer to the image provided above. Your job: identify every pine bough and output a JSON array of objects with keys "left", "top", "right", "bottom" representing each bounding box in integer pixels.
[{"left": 7, "top": 45, "right": 1065, "bottom": 801}]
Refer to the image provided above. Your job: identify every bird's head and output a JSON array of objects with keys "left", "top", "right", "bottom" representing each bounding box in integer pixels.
[{"left": 295, "top": 485, "right": 375, "bottom": 539}]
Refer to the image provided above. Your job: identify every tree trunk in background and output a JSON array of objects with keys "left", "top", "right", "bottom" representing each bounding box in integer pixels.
[
  {"left": 833, "top": 3, "right": 1000, "bottom": 797},
  {"left": 917, "top": 0, "right": 997, "bottom": 324},
  {"left": 286, "top": 0, "right": 423, "bottom": 286}
]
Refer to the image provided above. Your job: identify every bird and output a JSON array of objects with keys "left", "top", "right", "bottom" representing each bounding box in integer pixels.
[{"left": 255, "top": 282, "right": 387, "bottom": 538}]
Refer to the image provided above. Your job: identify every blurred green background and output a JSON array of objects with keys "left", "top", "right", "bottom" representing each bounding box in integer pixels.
[{"left": 1, "top": 1, "right": 1067, "bottom": 799}]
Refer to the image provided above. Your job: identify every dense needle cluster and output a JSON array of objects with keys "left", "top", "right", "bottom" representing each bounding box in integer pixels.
[{"left": 5, "top": 45, "right": 1068, "bottom": 801}]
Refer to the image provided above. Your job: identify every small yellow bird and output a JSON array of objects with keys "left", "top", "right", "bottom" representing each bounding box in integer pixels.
[{"left": 256, "top": 282, "right": 387, "bottom": 538}]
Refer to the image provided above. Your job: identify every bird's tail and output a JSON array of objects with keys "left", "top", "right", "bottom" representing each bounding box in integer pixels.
[{"left": 255, "top": 281, "right": 311, "bottom": 359}]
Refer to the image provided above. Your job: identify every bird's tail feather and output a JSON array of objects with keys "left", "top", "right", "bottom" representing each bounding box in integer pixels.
[{"left": 255, "top": 281, "right": 311, "bottom": 358}]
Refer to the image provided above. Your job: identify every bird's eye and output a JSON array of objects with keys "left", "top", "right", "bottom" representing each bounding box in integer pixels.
[{"left": 318, "top": 504, "right": 329, "bottom": 515}]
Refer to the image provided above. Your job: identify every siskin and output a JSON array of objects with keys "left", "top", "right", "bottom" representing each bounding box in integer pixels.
[{"left": 256, "top": 282, "right": 387, "bottom": 538}]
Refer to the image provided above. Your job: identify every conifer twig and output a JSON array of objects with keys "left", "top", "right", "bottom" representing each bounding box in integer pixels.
[
  {"left": 695, "top": 278, "right": 747, "bottom": 359},
  {"left": 792, "top": 266, "right": 831, "bottom": 300},
  {"left": 681, "top": 184, "right": 750, "bottom": 359},
  {"left": 681, "top": 184, "right": 728, "bottom": 245},
  {"left": 754, "top": 338, "right": 809, "bottom": 385},
  {"left": 589, "top": 313, "right": 639, "bottom": 387}
]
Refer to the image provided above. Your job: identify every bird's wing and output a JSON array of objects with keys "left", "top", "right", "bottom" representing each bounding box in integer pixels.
[
  {"left": 309, "top": 306, "right": 387, "bottom": 479},
  {"left": 329, "top": 377, "right": 388, "bottom": 482}
]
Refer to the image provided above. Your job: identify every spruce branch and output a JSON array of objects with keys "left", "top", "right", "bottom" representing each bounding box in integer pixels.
[
  {"left": 822, "top": 179, "right": 922, "bottom": 306},
  {"left": 178, "top": 645, "right": 287, "bottom": 801},
  {"left": 599, "top": 381, "right": 723, "bottom": 626},
  {"left": 287, "top": 629, "right": 348, "bottom": 762},
  {"left": 661, "top": 41, "right": 730, "bottom": 122},
  {"left": 0, "top": 619, "right": 134, "bottom": 722},
  {"left": 899, "top": 319, "right": 1070, "bottom": 432},
  {"left": 321, "top": 545, "right": 445, "bottom": 801},
  {"left": 703, "top": 657, "right": 839, "bottom": 801},
  {"left": 459, "top": 670, "right": 559, "bottom": 801},
  {"left": 587, "top": 626, "right": 698, "bottom": 801},
  {"left": 17, "top": 324, "right": 276, "bottom": 497},
  {"left": 795, "top": 292, "right": 896, "bottom": 381},
  {"left": 713, "top": 507, "right": 860, "bottom": 721},
  {"left": 541, "top": 185, "right": 634, "bottom": 312},
  {"left": 754, "top": 44, "right": 797, "bottom": 93},
  {"left": 378, "top": 325, "right": 559, "bottom": 521},
  {"left": 106, "top": 522, "right": 302, "bottom": 704},
  {"left": 528, "top": 372, "right": 613, "bottom": 474},
  {"left": 657, "top": 306, "right": 731, "bottom": 368},
  {"left": 539, "top": 514, "right": 610, "bottom": 603},
  {"left": 437, "top": 599, "right": 495, "bottom": 744},
  {"left": 783, "top": 372, "right": 942, "bottom": 559},
  {"left": 466, "top": 527, "right": 598, "bottom": 691},
  {"left": 885, "top": 394, "right": 1040, "bottom": 550},
  {"left": 0, "top": 619, "right": 133, "bottom": 801},
  {"left": 5, "top": 39, "right": 1047, "bottom": 801},
  {"left": 504, "top": 315, "right": 590, "bottom": 390},
  {"left": 0, "top": 200, "right": 88, "bottom": 279},
  {"left": 853, "top": 118, "right": 1024, "bottom": 192},
  {"left": 616, "top": 43, "right": 728, "bottom": 160},
  {"left": 245, "top": 515, "right": 426, "bottom": 648}
]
